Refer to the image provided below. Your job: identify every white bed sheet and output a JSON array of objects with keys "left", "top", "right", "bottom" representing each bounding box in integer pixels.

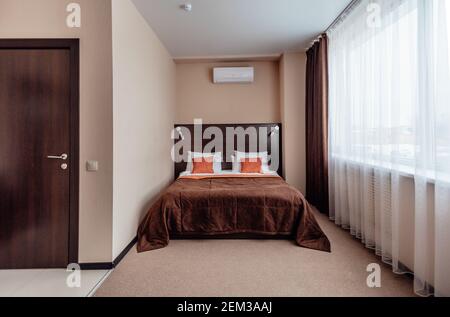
[{"left": 179, "top": 170, "right": 279, "bottom": 178}]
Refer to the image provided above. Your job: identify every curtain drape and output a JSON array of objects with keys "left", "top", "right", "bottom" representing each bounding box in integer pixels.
[
  {"left": 306, "top": 34, "right": 329, "bottom": 214},
  {"left": 328, "top": 0, "right": 450, "bottom": 297}
]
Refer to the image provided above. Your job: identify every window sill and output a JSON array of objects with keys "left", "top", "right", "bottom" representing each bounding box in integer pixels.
[{"left": 330, "top": 155, "right": 450, "bottom": 185}]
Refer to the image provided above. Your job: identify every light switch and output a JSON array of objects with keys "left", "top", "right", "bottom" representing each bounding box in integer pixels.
[{"left": 86, "top": 161, "right": 99, "bottom": 172}]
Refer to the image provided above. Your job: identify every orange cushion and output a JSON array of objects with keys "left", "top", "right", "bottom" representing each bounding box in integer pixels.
[
  {"left": 240, "top": 158, "right": 262, "bottom": 173},
  {"left": 192, "top": 157, "right": 214, "bottom": 174}
]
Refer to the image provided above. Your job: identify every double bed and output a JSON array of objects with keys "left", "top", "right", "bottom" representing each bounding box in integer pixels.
[{"left": 137, "top": 124, "right": 331, "bottom": 253}]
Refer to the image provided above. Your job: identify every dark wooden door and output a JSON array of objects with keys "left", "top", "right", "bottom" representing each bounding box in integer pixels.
[{"left": 0, "top": 40, "right": 79, "bottom": 269}]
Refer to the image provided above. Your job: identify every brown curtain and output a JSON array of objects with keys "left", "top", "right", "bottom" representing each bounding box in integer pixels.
[{"left": 306, "top": 34, "right": 329, "bottom": 215}]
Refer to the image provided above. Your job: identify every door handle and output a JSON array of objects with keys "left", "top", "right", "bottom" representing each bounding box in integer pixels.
[{"left": 47, "top": 153, "right": 68, "bottom": 160}]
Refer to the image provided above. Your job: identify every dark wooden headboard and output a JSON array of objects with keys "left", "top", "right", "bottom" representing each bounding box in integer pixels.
[{"left": 173, "top": 123, "right": 283, "bottom": 179}]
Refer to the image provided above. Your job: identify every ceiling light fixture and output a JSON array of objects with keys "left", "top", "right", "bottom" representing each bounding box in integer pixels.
[{"left": 180, "top": 3, "right": 192, "bottom": 12}]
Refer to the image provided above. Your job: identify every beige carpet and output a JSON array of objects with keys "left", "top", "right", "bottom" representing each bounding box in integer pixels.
[{"left": 95, "top": 211, "right": 414, "bottom": 297}]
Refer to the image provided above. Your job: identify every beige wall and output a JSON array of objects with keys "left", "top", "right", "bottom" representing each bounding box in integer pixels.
[
  {"left": 0, "top": 0, "right": 308, "bottom": 263},
  {"left": 175, "top": 56, "right": 306, "bottom": 190},
  {"left": 280, "top": 53, "right": 307, "bottom": 192},
  {"left": 176, "top": 61, "right": 281, "bottom": 124},
  {"left": 0, "top": 0, "right": 114, "bottom": 262},
  {"left": 111, "top": 0, "right": 176, "bottom": 258}
]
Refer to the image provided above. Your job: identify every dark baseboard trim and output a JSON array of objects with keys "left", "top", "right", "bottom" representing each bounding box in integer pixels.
[
  {"left": 113, "top": 236, "right": 138, "bottom": 267},
  {"left": 79, "top": 262, "right": 114, "bottom": 270},
  {"left": 79, "top": 237, "right": 137, "bottom": 271}
]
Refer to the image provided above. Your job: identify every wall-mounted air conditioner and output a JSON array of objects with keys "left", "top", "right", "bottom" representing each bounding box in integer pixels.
[{"left": 213, "top": 67, "right": 254, "bottom": 84}]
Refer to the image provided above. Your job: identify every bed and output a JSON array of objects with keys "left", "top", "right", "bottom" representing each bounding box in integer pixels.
[
  {"left": 137, "top": 123, "right": 331, "bottom": 253},
  {"left": 137, "top": 173, "right": 331, "bottom": 252}
]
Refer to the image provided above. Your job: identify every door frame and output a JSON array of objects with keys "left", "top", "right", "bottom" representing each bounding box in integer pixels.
[{"left": 0, "top": 39, "right": 80, "bottom": 265}]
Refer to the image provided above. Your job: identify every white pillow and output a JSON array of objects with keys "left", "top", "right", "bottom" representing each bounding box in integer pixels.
[
  {"left": 186, "top": 152, "right": 222, "bottom": 173},
  {"left": 233, "top": 151, "right": 271, "bottom": 173}
]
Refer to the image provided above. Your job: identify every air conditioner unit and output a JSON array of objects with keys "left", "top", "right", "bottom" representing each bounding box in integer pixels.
[{"left": 213, "top": 67, "right": 254, "bottom": 84}]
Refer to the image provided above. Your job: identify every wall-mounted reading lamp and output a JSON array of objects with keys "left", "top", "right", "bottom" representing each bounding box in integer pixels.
[
  {"left": 269, "top": 125, "right": 280, "bottom": 137},
  {"left": 176, "top": 127, "right": 185, "bottom": 140}
]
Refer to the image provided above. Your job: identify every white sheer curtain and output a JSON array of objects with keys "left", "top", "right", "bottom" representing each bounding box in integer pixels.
[{"left": 328, "top": 0, "right": 450, "bottom": 297}]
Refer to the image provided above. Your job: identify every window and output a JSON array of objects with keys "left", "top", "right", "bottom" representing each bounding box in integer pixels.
[{"left": 329, "top": 0, "right": 450, "bottom": 179}]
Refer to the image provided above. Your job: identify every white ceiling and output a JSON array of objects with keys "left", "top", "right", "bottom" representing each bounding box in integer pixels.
[{"left": 132, "top": 0, "right": 351, "bottom": 59}]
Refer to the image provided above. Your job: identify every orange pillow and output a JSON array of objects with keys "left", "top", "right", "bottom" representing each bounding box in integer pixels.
[
  {"left": 192, "top": 157, "right": 214, "bottom": 174},
  {"left": 240, "top": 158, "right": 262, "bottom": 173}
]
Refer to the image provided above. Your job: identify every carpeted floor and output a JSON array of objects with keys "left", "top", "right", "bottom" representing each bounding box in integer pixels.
[{"left": 95, "top": 210, "right": 415, "bottom": 297}]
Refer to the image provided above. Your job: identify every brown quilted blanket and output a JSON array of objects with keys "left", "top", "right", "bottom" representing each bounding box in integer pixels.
[{"left": 137, "top": 176, "right": 331, "bottom": 253}]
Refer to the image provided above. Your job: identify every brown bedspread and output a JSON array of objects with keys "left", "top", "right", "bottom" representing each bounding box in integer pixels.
[{"left": 137, "top": 176, "right": 331, "bottom": 253}]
